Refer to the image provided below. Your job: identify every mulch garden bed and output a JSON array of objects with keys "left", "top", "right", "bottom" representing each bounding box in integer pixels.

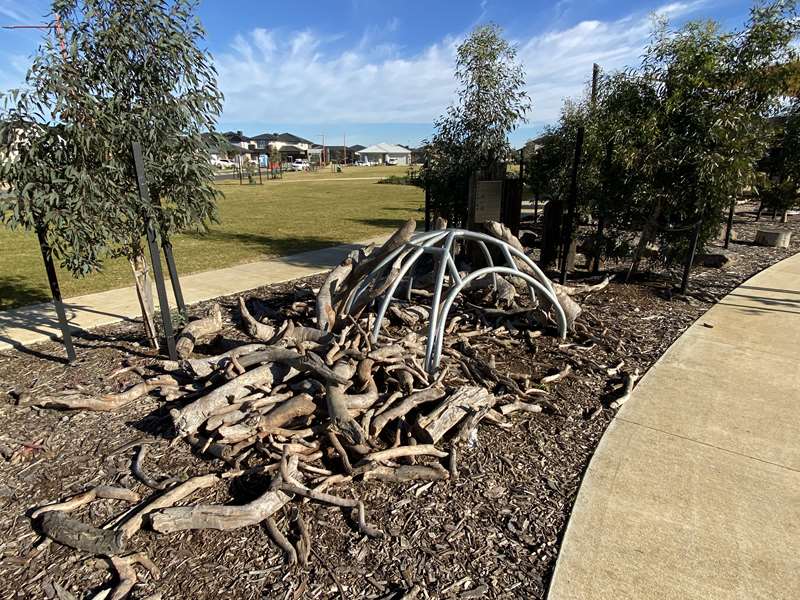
[{"left": 0, "top": 210, "right": 797, "bottom": 600}]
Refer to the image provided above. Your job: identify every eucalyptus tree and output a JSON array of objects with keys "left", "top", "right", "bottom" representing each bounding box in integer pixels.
[
  {"left": 422, "top": 24, "right": 531, "bottom": 226},
  {"left": 0, "top": 0, "right": 222, "bottom": 346},
  {"left": 630, "top": 1, "right": 800, "bottom": 264}
]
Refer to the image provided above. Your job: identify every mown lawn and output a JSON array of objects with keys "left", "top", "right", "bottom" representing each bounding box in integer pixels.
[{"left": 0, "top": 172, "right": 423, "bottom": 310}]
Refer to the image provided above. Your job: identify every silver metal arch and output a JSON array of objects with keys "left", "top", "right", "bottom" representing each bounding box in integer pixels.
[{"left": 343, "top": 229, "right": 567, "bottom": 374}]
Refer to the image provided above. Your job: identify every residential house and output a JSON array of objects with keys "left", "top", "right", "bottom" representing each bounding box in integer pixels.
[
  {"left": 251, "top": 132, "right": 314, "bottom": 161},
  {"left": 355, "top": 143, "right": 412, "bottom": 166}
]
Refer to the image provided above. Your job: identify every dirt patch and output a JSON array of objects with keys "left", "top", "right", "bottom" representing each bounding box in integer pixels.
[{"left": 0, "top": 212, "right": 797, "bottom": 599}]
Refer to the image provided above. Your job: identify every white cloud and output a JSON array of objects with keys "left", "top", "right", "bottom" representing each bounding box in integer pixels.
[{"left": 216, "top": 1, "right": 709, "bottom": 129}]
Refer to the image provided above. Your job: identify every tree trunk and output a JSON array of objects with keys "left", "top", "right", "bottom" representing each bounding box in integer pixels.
[
  {"left": 626, "top": 198, "right": 662, "bottom": 283},
  {"left": 129, "top": 252, "right": 158, "bottom": 349}
]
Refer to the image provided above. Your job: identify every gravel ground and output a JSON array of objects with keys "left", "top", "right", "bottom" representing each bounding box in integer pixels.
[{"left": 0, "top": 210, "right": 797, "bottom": 600}]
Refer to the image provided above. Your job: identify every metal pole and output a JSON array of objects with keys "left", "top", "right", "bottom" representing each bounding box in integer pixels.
[
  {"left": 131, "top": 142, "right": 178, "bottom": 360},
  {"left": 257, "top": 155, "right": 263, "bottom": 185},
  {"left": 424, "top": 159, "right": 431, "bottom": 232},
  {"left": 560, "top": 126, "right": 585, "bottom": 284},
  {"left": 36, "top": 227, "right": 76, "bottom": 362},
  {"left": 724, "top": 199, "right": 735, "bottom": 249},
  {"left": 680, "top": 218, "right": 702, "bottom": 295},
  {"left": 161, "top": 239, "right": 187, "bottom": 319},
  {"left": 237, "top": 155, "right": 243, "bottom": 185},
  {"left": 590, "top": 63, "right": 600, "bottom": 108}
]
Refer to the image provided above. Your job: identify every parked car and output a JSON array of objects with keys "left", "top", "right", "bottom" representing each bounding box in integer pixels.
[
  {"left": 212, "top": 158, "right": 235, "bottom": 169},
  {"left": 386, "top": 157, "right": 398, "bottom": 166},
  {"left": 290, "top": 159, "right": 310, "bottom": 171}
]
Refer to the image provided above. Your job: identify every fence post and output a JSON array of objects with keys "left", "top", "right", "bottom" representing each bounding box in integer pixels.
[
  {"left": 424, "top": 159, "right": 431, "bottom": 232},
  {"left": 131, "top": 142, "right": 178, "bottom": 360},
  {"left": 680, "top": 218, "right": 702, "bottom": 295},
  {"left": 36, "top": 227, "right": 76, "bottom": 362},
  {"left": 724, "top": 199, "right": 735, "bottom": 249},
  {"left": 560, "top": 126, "right": 585, "bottom": 284}
]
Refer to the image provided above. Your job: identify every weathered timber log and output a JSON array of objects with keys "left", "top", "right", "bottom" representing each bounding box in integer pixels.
[
  {"left": 176, "top": 304, "right": 223, "bottom": 359},
  {"left": 159, "top": 344, "right": 267, "bottom": 376},
  {"left": 238, "top": 297, "right": 276, "bottom": 341},
  {"left": 413, "top": 386, "right": 495, "bottom": 444},
  {"left": 109, "top": 552, "right": 160, "bottom": 600},
  {"left": 32, "top": 486, "right": 140, "bottom": 519},
  {"left": 236, "top": 348, "right": 347, "bottom": 384},
  {"left": 117, "top": 474, "right": 221, "bottom": 539},
  {"left": 171, "top": 364, "right": 279, "bottom": 437},
  {"left": 316, "top": 257, "right": 354, "bottom": 331},
  {"left": 370, "top": 387, "right": 446, "bottom": 438},
  {"left": 149, "top": 458, "right": 299, "bottom": 533},
  {"left": 258, "top": 394, "right": 317, "bottom": 433},
  {"left": 362, "top": 464, "right": 449, "bottom": 483},
  {"left": 40, "top": 511, "right": 126, "bottom": 555}
]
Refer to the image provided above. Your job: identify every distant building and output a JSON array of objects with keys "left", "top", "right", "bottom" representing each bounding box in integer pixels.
[{"left": 355, "top": 143, "right": 412, "bottom": 166}]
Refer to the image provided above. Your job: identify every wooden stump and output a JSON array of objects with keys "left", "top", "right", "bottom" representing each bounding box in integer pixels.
[{"left": 754, "top": 229, "right": 792, "bottom": 248}]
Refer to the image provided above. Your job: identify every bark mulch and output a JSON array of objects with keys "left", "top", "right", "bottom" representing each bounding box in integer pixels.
[{"left": 0, "top": 212, "right": 797, "bottom": 600}]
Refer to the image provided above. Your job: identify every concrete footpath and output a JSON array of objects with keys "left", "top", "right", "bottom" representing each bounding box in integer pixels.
[
  {"left": 0, "top": 236, "right": 387, "bottom": 352},
  {"left": 549, "top": 253, "right": 800, "bottom": 599}
]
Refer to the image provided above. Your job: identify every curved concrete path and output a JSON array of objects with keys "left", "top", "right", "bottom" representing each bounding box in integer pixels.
[{"left": 549, "top": 253, "right": 800, "bottom": 600}]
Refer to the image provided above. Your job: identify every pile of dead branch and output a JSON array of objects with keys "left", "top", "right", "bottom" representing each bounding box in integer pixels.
[{"left": 20, "top": 221, "right": 608, "bottom": 598}]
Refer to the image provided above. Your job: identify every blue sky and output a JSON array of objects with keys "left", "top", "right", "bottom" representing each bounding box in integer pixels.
[{"left": 0, "top": 0, "right": 755, "bottom": 147}]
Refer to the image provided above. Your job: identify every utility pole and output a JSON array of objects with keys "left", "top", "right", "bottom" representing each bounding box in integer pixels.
[{"left": 343, "top": 132, "right": 346, "bottom": 165}]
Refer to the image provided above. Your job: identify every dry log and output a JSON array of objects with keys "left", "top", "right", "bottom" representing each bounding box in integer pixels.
[
  {"left": 264, "top": 516, "right": 297, "bottom": 564},
  {"left": 117, "top": 473, "right": 220, "bottom": 539},
  {"left": 499, "top": 401, "right": 542, "bottom": 416},
  {"left": 364, "top": 444, "right": 447, "bottom": 463},
  {"left": 236, "top": 347, "right": 347, "bottom": 384},
  {"left": 316, "top": 257, "right": 354, "bottom": 331},
  {"left": 258, "top": 394, "right": 317, "bottom": 433},
  {"left": 278, "top": 321, "right": 333, "bottom": 346},
  {"left": 362, "top": 464, "right": 449, "bottom": 483},
  {"left": 149, "top": 458, "right": 299, "bottom": 533},
  {"left": 552, "top": 286, "right": 582, "bottom": 330},
  {"left": 413, "top": 386, "right": 495, "bottom": 444},
  {"left": 176, "top": 304, "right": 223, "bottom": 359},
  {"left": 109, "top": 552, "right": 160, "bottom": 600},
  {"left": 159, "top": 344, "right": 267, "bottom": 377},
  {"left": 346, "top": 219, "right": 416, "bottom": 287},
  {"left": 238, "top": 297, "right": 276, "bottom": 341},
  {"left": 541, "top": 364, "right": 572, "bottom": 384},
  {"left": 31, "top": 486, "right": 140, "bottom": 519},
  {"left": 278, "top": 482, "right": 382, "bottom": 538},
  {"left": 40, "top": 511, "right": 126, "bottom": 555},
  {"left": 132, "top": 445, "right": 176, "bottom": 490},
  {"left": 343, "top": 378, "right": 379, "bottom": 412},
  {"left": 610, "top": 369, "right": 640, "bottom": 409},
  {"left": 171, "top": 364, "right": 278, "bottom": 437},
  {"left": 556, "top": 277, "right": 611, "bottom": 296},
  {"left": 325, "top": 363, "right": 368, "bottom": 445},
  {"left": 22, "top": 376, "right": 170, "bottom": 412},
  {"left": 370, "top": 387, "right": 446, "bottom": 438},
  {"left": 295, "top": 513, "right": 312, "bottom": 567}
]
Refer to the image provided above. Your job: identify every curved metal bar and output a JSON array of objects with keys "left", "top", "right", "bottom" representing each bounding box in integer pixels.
[
  {"left": 450, "top": 230, "right": 556, "bottom": 297},
  {"left": 424, "top": 231, "right": 456, "bottom": 368},
  {"left": 475, "top": 240, "right": 497, "bottom": 289},
  {"left": 369, "top": 231, "right": 450, "bottom": 341},
  {"left": 427, "top": 266, "right": 567, "bottom": 373},
  {"left": 344, "top": 230, "right": 447, "bottom": 315}
]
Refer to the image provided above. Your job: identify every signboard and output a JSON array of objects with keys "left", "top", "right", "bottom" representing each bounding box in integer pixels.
[{"left": 472, "top": 180, "right": 503, "bottom": 223}]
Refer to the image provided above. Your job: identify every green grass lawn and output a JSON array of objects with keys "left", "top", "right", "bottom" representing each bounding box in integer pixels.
[
  {"left": 222, "top": 163, "right": 415, "bottom": 182},
  {"left": 0, "top": 171, "right": 423, "bottom": 310}
]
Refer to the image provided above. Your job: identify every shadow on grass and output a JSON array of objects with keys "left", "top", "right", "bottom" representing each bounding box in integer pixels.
[
  {"left": 0, "top": 276, "right": 50, "bottom": 311},
  {"left": 347, "top": 217, "right": 426, "bottom": 230}
]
